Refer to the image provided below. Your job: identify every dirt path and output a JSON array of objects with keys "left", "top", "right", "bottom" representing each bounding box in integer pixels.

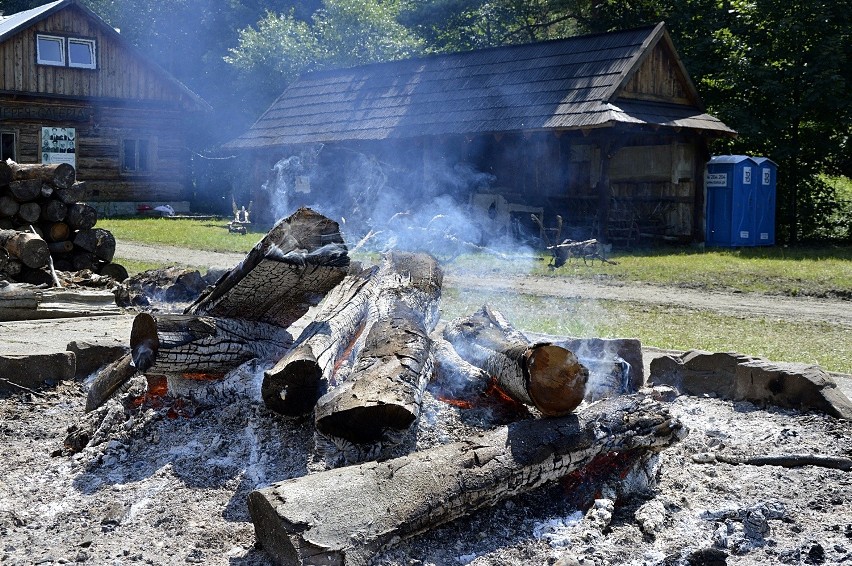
[{"left": 115, "top": 241, "right": 852, "bottom": 328}]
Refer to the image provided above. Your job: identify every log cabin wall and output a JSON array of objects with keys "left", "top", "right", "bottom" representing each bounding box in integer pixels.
[{"left": 0, "top": 2, "right": 206, "bottom": 205}]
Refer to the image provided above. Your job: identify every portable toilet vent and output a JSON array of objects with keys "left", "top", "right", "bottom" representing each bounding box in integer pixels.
[{"left": 705, "top": 155, "right": 776, "bottom": 247}]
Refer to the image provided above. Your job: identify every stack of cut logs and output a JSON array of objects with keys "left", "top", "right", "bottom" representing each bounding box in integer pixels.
[{"left": 0, "top": 160, "right": 124, "bottom": 284}]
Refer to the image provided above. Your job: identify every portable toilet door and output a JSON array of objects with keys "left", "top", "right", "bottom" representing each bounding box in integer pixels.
[
  {"left": 705, "top": 155, "right": 758, "bottom": 246},
  {"left": 753, "top": 157, "right": 777, "bottom": 245}
]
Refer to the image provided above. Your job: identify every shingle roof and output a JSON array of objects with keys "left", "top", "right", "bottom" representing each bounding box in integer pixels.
[{"left": 226, "top": 23, "right": 734, "bottom": 149}]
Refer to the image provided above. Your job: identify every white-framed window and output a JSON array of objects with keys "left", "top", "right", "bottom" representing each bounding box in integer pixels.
[
  {"left": 36, "top": 34, "right": 97, "bottom": 69},
  {"left": 68, "top": 38, "right": 96, "bottom": 69},
  {"left": 36, "top": 34, "right": 65, "bottom": 66}
]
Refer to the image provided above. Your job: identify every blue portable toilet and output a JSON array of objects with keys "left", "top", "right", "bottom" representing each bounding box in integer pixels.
[
  {"left": 705, "top": 155, "right": 763, "bottom": 247},
  {"left": 752, "top": 157, "right": 777, "bottom": 245}
]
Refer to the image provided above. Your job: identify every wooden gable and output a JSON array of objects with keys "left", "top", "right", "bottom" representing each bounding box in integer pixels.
[
  {"left": 613, "top": 28, "right": 700, "bottom": 108},
  {"left": 0, "top": 1, "right": 206, "bottom": 111}
]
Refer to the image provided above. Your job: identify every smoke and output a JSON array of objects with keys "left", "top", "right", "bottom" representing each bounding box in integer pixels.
[{"left": 258, "top": 145, "right": 541, "bottom": 265}]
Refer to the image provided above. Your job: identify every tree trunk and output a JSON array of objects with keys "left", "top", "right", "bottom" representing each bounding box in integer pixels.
[
  {"left": 66, "top": 203, "right": 98, "bottom": 230},
  {"left": 9, "top": 179, "right": 42, "bottom": 202},
  {"left": 262, "top": 265, "right": 378, "bottom": 416},
  {"left": 16, "top": 202, "right": 41, "bottom": 224},
  {"left": 0, "top": 229, "right": 50, "bottom": 268},
  {"left": 48, "top": 240, "right": 74, "bottom": 254},
  {"left": 54, "top": 182, "right": 88, "bottom": 205},
  {"left": 41, "top": 199, "right": 68, "bottom": 223},
  {"left": 186, "top": 207, "right": 349, "bottom": 329},
  {"left": 73, "top": 228, "right": 115, "bottom": 261},
  {"left": 248, "top": 394, "right": 684, "bottom": 566},
  {"left": 0, "top": 195, "right": 19, "bottom": 217},
  {"left": 313, "top": 252, "right": 443, "bottom": 444},
  {"left": 8, "top": 161, "right": 76, "bottom": 189},
  {"left": 47, "top": 222, "right": 71, "bottom": 242},
  {"left": 444, "top": 305, "right": 588, "bottom": 416},
  {"left": 128, "top": 312, "right": 293, "bottom": 381}
]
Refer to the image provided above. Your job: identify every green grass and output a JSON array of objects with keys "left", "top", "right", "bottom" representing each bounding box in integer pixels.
[
  {"left": 452, "top": 244, "right": 852, "bottom": 299},
  {"left": 440, "top": 289, "right": 852, "bottom": 374},
  {"left": 102, "top": 218, "right": 851, "bottom": 299},
  {"left": 97, "top": 217, "right": 263, "bottom": 254}
]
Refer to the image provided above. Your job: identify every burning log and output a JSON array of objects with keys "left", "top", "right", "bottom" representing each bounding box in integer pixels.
[
  {"left": 444, "top": 305, "right": 588, "bottom": 416},
  {"left": 248, "top": 394, "right": 685, "bottom": 566},
  {"left": 128, "top": 312, "right": 292, "bottom": 382},
  {"left": 0, "top": 229, "right": 50, "bottom": 268},
  {"left": 186, "top": 207, "right": 349, "bottom": 328},
  {"left": 262, "top": 265, "right": 378, "bottom": 416},
  {"left": 313, "top": 252, "right": 443, "bottom": 444}
]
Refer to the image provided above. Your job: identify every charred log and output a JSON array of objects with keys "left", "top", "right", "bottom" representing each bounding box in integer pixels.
[
  {"left": 54, "top": 182, "right": 88, "bottom": 204},
  {"left": 262, "top": 266, "right": 378, "bottom": 416},
  {"left": 40, "top": 199, "right": 68, "bottom": 223},
  {"left": 444, "top": 305, "right": 588, "bottom": 416},
  {"left": 9, "top": 179, "right": 42, "bottom": 202},
  {"left": 186, "top": 207, "right": 349, "bottom": 329},
  {"left": 128, "top": 312, "right": 292, "bottom": 382},
  {"left": 313, "top": 252, "right": 443, "bottom": 443},
  {"left": 248, "top": 394, "right": 685, "bottom": 566},
  {"left": 16, "top": 202, "right": 41, "bottom": 224}
]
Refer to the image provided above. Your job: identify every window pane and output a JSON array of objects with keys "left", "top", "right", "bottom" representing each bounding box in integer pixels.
[
  {"left": 37, "top": 36, "right": 64, "bottom": 64},
  {"left": 69, "top": 40, "right": 95, "bottom": 68},
  {"left": 1, "top": 133, "right": 15, "bottom": 161},
  {"left": 137, "top": 140, "right": 149, "bottom": 171},
  {"left": 123, "top": 140, "right": 137, "bottom": 171}
]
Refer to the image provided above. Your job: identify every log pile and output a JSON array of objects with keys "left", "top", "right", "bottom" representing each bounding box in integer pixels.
[{"left": 0, "top": 160, "right": 125, "bottom": 284}]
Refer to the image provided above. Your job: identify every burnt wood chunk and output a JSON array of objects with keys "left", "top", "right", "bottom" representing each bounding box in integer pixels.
[
  {"left": 248, "top": 394, "right": 685, "bottom": 566},
  {"left": 262, "top": 266, "right": 378, "bottom": 415},
  {"left": 186, "top": 207, "right": 349, "bottom": 328},
  {"left": 444, "top": 305, "right": 588, "bottom": 416},
  {"left": 85, "top": 352, "right": 138, "bottom": 412},
  {"left": 313, "top": 252, "right": 443, "bottom": 443}
]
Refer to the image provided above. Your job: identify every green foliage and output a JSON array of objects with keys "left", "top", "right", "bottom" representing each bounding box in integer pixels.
[{"left": 226, "top": 0, "right": 422, "bottom": 108}]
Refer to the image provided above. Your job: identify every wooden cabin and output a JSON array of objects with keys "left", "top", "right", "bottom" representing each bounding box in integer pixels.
[
  {"left": 0, "top": 0, "right": 209, "bottom": 213},
  {"left": 226, "top": 23, "right": 735, "bottom": 244}
]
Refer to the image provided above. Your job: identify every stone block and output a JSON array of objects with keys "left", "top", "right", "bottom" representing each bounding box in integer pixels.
[
  {"left": 0, "top": 352, "right": 75, "bottom": 390},
  {"left": 66, "top": 340, "right": 129, "bottom": 380}
]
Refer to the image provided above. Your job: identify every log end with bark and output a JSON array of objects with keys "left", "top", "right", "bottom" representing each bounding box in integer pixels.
[{"left": 445, "top": 305, "right": 589, "bottom": 417}]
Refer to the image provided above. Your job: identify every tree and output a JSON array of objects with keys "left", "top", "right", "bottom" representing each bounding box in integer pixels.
[{"left": 226, "top": 0, "right": 422, "bottom": 112}]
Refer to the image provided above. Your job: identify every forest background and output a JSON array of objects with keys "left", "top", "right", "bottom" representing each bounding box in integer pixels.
[{"left": 1, "top": 0, "right": 849, "bottom": 242}]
